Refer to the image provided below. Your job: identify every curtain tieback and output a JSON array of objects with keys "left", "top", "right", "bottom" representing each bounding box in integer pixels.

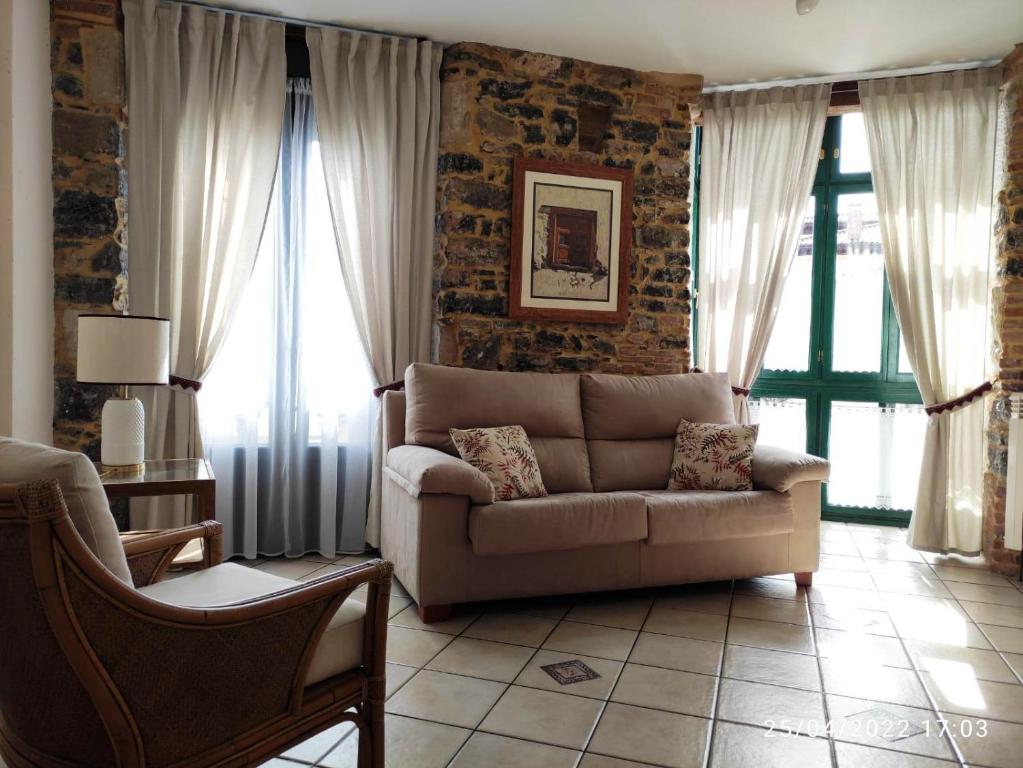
[
  {"left": 169, "top": 374, "right": 203, "bottom": 395},
  {"left": 925, "top": 381, "right": 993, "bottom": 416},
  {"left": 688, "top": 367, "right": 750, "bottom": 397},
  {"left": 373, "top": 379, "right": 405, "bottom": 398}
]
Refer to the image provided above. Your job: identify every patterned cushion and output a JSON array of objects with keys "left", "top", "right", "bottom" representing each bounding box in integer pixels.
[
  {"left": 449, "top": 426, "right": 548, "bottom": 501},
  {"left": 668, "top": 420, "right": 759, "bottom": 491}
]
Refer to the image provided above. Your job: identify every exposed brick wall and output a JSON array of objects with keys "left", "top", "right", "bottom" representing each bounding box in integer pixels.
[
  {"left": 49, "top": 0, "right": 126, "bottom": 456},
  {"left": 984, "top": 44, "right": 1023, "bottom": 576},
  {"left": 434, "top": 43, "right": 702, "bottom": 374}
]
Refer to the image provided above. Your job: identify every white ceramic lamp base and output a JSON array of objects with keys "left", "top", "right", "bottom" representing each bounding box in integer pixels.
[{"left": 101, "top": 396, "right": 145, "bottom": 467}]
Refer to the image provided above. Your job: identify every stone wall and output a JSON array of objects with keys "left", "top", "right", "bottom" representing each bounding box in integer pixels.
[
  {"left": 49, "top": 0, "right": 126, "bottom": 456},
  {"left": 984, "top": 44, "right": 1023, "bottom": 576},
  {"left": 434, "top": 42, "right": 702, "bottom": 374}
]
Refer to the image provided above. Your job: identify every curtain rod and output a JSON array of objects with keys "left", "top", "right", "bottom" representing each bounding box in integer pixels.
[
  {"left": 702, "top": 58, "right": 1003, "bottom": 93},
  {"left": 171, "top": 0, "right": 428, "bottom": 43}
]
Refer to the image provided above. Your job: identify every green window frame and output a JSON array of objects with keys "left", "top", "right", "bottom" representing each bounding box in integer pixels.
[{"left": 692, "top": 115, "right": 922, "bottom": 526}]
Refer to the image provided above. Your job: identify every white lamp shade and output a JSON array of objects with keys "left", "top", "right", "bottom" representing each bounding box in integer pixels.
[{"left": 76, "top": 314, "right": 170, "bottom": 385}]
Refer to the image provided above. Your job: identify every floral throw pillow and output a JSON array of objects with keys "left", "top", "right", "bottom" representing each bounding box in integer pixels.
[
  {"left": 449, "top": 425, "right": 548, "bottom": 502},
  {"left": 668, "top": 420, "right": 759, "bottom": 492}
]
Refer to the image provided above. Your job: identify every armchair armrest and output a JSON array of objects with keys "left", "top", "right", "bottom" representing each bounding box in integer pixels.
[
  {"left": 384, "top": 444, "right": 494, "bottom": 504},
  {"left": 752, "top": 445, "right": 830, "bottom": 493},
  {"left": 120, "top": 520, "right": 224, "bottom": 587}
]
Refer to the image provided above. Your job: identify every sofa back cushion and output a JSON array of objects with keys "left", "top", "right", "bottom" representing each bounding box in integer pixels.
[
  {"left": 0, "top": 437, "right": 133, "bottom": 585},
  {"left": 404, "top": 363, "right": 592, "bottom": 493},
  {"left": 581, "top": 372, "right": 736, "bottom": 491}
]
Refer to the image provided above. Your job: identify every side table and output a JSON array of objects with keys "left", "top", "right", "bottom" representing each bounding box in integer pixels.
[{"left": 95, "top": 458, "right": 216, "bottom": 523}]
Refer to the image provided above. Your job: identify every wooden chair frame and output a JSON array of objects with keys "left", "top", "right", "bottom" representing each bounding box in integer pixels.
[{"left": 0, "top": 480, "right": 391, "bottom": 768}]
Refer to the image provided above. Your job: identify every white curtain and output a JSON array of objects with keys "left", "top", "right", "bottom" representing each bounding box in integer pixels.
[
  {"left": 201, "top": 81, "right": 375, "bottom": 559},
  {"left": 860, "top": 69, "right": 1000, "bottom": 554},
  {"left": 306, "top": 29, "right": 443, "bottom": 545},
  {"left": 124, "top": 0, "right": 285, "bottom": 528},
  {"left": 697, "top": 84, "right": 830, "bottom": 421}
]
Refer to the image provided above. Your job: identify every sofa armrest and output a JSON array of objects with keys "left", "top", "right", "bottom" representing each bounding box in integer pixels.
[
  {"left": 385, "top": 444, "right": 494, "bottom": 505},
  {"left": 752, "top": 445, "right": 830, "bottom": 493}
]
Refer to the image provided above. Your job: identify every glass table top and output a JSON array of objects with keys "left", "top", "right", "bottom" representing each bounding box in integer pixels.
[{"left": 95, "top": 458, "right": 213, "bottom": 485}]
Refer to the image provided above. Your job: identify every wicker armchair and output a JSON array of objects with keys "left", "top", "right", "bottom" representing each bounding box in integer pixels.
[{"left": 0, "top": 467, "right": 391, "bottom": 767}]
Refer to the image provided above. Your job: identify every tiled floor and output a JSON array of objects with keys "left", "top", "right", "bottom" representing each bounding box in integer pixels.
[{"left": 257, "top": 523, "right": 1022, "bottom": 766}]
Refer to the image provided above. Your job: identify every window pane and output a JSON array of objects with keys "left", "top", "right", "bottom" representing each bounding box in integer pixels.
[
  {"left": 832, "top": 193, "right": 884, "bottom": 373},
  {"left": 827, "top": 401, "right": 926, "bottom": 510},
  {"left": 762, "top": 197, "right": 815, "bottom": 372},
  {"left": 839, "top": 112, "right": 871, "bottom": 175},
  {"left": 748, "top": 397, "right": 807, "bottom": 454},
  {"left": 898, "top": 336, "right": 913, "bottom": 375}
]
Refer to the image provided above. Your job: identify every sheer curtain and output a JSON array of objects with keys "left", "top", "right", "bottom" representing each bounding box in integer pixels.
[
  {"left": 306, "top": 29, "right": 443, "bottom": 545},
  {"left": 123, "top": 0, "right": 285, "bottom": 528},
  {"left": 860, "top": 69, "right": 1000, "bottom": 554},
  {"left": 201, "top": 80, "right": 375, "bottom": 559},
  {"left": 697, "top": 84, "right": 830, "bottom": 421}
]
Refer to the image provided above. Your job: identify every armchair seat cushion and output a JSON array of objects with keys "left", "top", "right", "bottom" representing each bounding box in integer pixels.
[
  {"left": 138, "top": 563, "right": 364, "bottom": 686},
  {"left": 469, "top": 492, "right": 647, "bottom": 556},
  {"left": 641, "top": 490, "right": 794, "bottom": 545}
]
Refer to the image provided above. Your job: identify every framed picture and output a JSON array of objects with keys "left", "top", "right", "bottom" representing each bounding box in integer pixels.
[{"left": 510, "top": 157, "right": 633, "bottom": 324}]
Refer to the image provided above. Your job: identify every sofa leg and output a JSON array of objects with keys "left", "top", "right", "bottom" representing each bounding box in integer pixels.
[
  {"left": 417, "top": 603, "right": 453, "bottom": 624},
  {"left": 794, "top": 571, "right": 813, "bottom": 587}
]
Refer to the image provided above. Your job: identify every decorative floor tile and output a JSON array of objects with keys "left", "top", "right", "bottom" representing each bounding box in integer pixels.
[
  {"left": 479, "top": 685, "right": 603, "bottom": 750},
  {"left": 588, "top": 702, "right": 710, "bottom": 768},
  {"left": 826, "top": 695, "right": 954, "bottom": 760},
  {"left": 449, "top": 732, "right": 579, "bottom": 768},
  {"left": 540, "top": 658, "right": 601, "bottom": 686},
  {"left": 708, "top": 721, "right": 831, "bottom": 768},
  {"left": 514, "top": 650, "right": 622, "bottom": 700}
]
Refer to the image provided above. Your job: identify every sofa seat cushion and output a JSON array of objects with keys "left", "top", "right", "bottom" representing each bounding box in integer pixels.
[
  {"left": 469, "top": 492, "right": 647, "bottom": 556},
  {"left": 641, "top": 490, "right": 793, "bottom": 545},
  {"left": 138, "top": 563, "right": 364, "bottom": 686}
]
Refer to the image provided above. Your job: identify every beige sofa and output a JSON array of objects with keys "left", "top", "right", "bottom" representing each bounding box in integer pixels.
[{"left": 381, "top": 363, "right": 829, "bottom": 622}]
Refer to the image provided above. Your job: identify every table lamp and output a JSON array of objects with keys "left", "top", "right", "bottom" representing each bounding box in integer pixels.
[{"left": 76, "top": 314, "right": 170, "bottom": 470}]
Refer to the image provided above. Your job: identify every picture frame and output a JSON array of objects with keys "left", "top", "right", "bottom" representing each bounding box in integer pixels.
[{"left": 509, "top": 157, "right": 633, "bottom": 325}]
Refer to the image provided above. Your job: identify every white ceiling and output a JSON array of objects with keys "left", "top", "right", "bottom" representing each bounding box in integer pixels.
[{"left": 206, "top": 0, "right": 1023, "bottom": 86}]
